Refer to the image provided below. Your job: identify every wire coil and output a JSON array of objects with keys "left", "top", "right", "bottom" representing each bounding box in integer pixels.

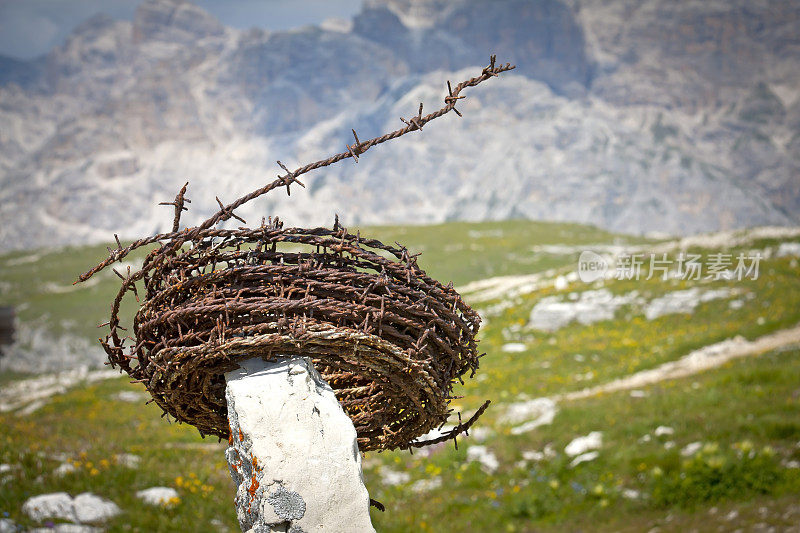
[{"left": 79, "top": 57, "right": 514, "bottom": 450}]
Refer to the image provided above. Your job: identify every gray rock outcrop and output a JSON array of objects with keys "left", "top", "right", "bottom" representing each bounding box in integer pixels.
[
  {"left": 225, "top": 357, "right": 374, "bottom": 533},
  {"left": 21, "top": 492, "right": 119, "bottom": 526},
  {"left": 1, "top": 0, "right": 798, "bottom": 251}
]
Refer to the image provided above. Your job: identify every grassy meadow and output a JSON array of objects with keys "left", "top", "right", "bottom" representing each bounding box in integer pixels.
[{"left": 1, "top": 220, "right": 799, "bottom": 532}]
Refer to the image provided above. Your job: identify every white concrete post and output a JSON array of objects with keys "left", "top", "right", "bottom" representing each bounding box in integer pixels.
[{"left": 225, "top": 357, "right": 375, "bottom": 533}]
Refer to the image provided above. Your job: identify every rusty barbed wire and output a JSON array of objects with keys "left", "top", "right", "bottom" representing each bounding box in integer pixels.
[{"left": 78, "top": 56, "right": 514, "bottom": 452}]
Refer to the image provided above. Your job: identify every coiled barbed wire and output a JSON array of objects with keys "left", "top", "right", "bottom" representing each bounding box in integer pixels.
[{"left": 78, "top": 57, "right": 514, "bottom": 451}]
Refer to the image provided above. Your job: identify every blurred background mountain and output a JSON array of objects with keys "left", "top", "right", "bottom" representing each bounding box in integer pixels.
[{"left": 1, "top": 0, "right": 798, "bottom": 251}]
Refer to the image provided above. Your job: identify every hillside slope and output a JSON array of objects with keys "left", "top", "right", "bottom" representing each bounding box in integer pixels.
[{"left": 1, "top": 220, "right": 799, "bottom": 531}]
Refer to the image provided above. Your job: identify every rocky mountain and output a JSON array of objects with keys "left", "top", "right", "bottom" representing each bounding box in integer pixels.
[{"left": 0, "top": 0, "right": 798, "bottom": 251}]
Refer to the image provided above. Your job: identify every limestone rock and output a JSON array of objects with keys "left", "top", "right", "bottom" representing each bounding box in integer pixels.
[
  {"left": 133, "top": 0, "right": 225, "bottom": 45},
  {"left": 136, "top": 487, "right": 179, "bottom": 507},
  {"left": 643, "top": 288, "right": 733, "bottom": 320},
  {"left": 379, "top": 467, "right": 410, "bottom": 486},
  {"left": 21, "top": 492, "right": 119, "bottom": 525},
  {"left": 681, "top": 441, "right": 703, "bottom": 457},
  {"left": 565, "top": 431, "right": 603, "bottom": 457},
  {"left": 71, "top": 493, "right": 120, "bottom": 524},
  {"left": 528, "top": 290, "right": 641, "bottom": 332},
  {"left": 114, "top": 453, "right": 142, "bottom": 468},
  {"left": 54, "top": 462, "right": 77, "bottom": 476},
  {"left": 22, "top": 492, "right": 76, "bottom": 522},
  {"left": 569, "top": 451, "right": 599, "bottom": 467},
  {"left": 225, "top": 357, "right": 374, "bottom": 533},
  {"left": 777, "top": 242, "right": 800, "bottom": 257},
  {"left": 654, "top": 426, "right": 674, "bottom": 437},
  {"left": 3, "top": 1, "right": 800, "bottom": 254},
  {"left": 409, "top": 477, "right": 441, "bottom": 493},
  {"left": 465, "top": 445, "right": 499, "bottom": 474}
]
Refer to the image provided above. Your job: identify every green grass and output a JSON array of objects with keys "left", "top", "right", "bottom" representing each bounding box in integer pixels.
[
  {"left": 2, "top": 347, "right": 798, "bottom": 531},
  {"left": 465, "top": 251, "right": 800, "bottom": 403},
  {"left": 365, "top": 347, "right": 800, "bottom": 532},
  {"left": 0, "top": 243, "right": 148, "bottom": 341},
  {"left": 1, "top": 221, "right": 799, "bottom": 531},
  {"left": 356, "top": 219, "right": 649, "bottom": 286},
  {"left": 0, "top": 220, "right": 647, "bottom": 345},
  {"left": 0, "top": 377, "right": 234, "bottom": 531}
]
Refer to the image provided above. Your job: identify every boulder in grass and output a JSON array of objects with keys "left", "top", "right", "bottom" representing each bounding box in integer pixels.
[
  {"left": 114, "top": 453, "right": 141, "bottom": 468},
  {"left": 54, "top": 462, "right": 77, "bottom": 477},
  {"left": 22, "top": 492, "right": 75, "bottom": 522},
  {"left": 466, "top": 445, "right": 499, "bottom": 474},
  {"left": 136, "top": 487, "right": 179, "bottom": 507},
  {"left": 22, "top": 492, "right": 119, "bottom": 526},
  {"left": 565, "top": 431, "right": 603, "bottom": 457},
  {"left": 569, "top": 451, "right": 599, "bottom": 467},
  {"left": 72, "top": 493, "right": 120, "bottom": 524},
  {"left": 777, "top": 242, "right": 800, "bottom": 257},
  {"left": 654, "top": 426, "right": 674, "bottom": 437}
]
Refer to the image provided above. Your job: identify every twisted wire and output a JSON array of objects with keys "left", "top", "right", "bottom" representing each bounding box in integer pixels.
[{"left": 78, "top": 57, "right": 513, "bottom": 451}]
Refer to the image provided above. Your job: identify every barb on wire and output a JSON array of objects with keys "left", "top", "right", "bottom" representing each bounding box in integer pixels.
[
  {"left": 405, "top": 400, "right": 491, "bottom": 449},
  {"left": 215, "top": 197, "right": 246, "bottom": 224},
  {"left": 159, "top": 182, "right": 190, "bottom": 233}
]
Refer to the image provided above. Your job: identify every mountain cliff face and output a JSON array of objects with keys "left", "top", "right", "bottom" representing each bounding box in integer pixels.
[{"left": 0, "top": 0, "right": 797, "bottom": 251}]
